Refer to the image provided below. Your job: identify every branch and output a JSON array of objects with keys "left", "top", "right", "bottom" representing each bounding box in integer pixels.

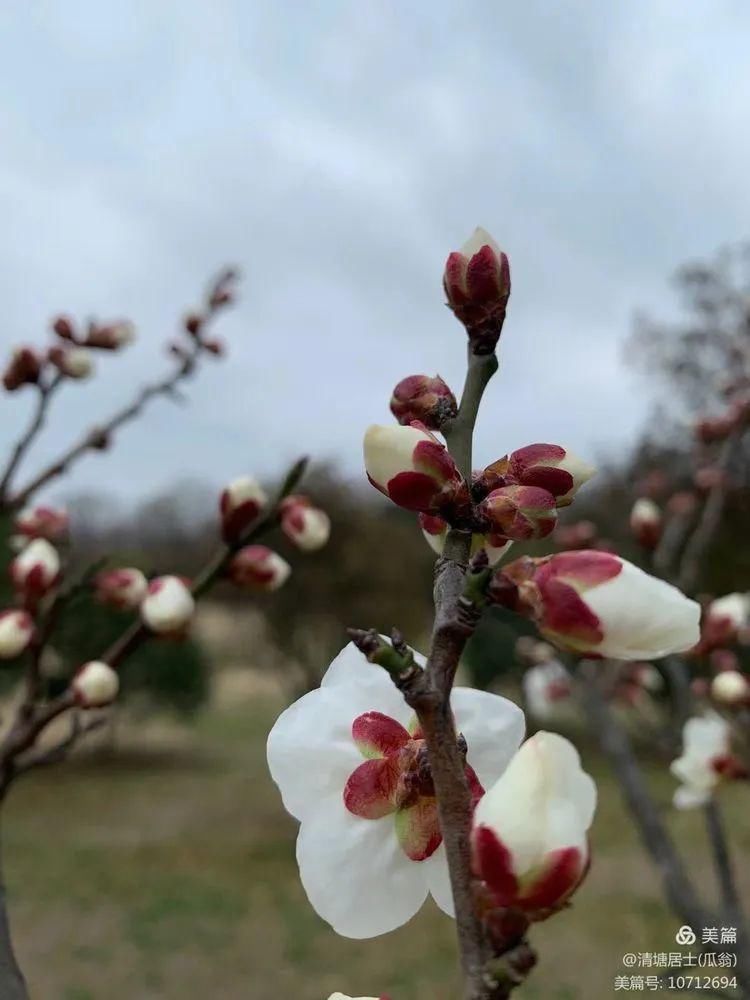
[
  {"left": 0, "top": 374, "right": 63, "bottom": 503},
  {"left": 704, "top": 798, "right": 745, "bottom": 930},
  {"left": 677, "top": 432, "right": 741, "bottom": 594},
  {"left": 0, "top": 456, "right": 309, "bottom": 788}
]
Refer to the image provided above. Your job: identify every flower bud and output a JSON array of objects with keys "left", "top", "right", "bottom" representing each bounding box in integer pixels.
[
  {"left": 10, "top": 539, "right": 61, "bottom": 603},
  {"left": 363, "top": 423, "right": 465, "bottom": 514},
  {"left": 219, "top": 476, "right": 268, "bottom": 542},
  {"left": 703, "top": 593, "right": 749, "bottom": 647},
  {"left": 228, "top": 545, "right": 290, "bottom": 591},
  {"left": 443, "top": 227, "right": 510, "bottom": 353},
  {"left": 0, "top": 610, "right": 34, "bottom": 659},
  {"left": 629, "top": 498, "right": 662, "bottom": 550},
  {"left": 48, "top": 346, "right": 93, "bottom": 380},
  {"left": 83, "top": 320, "right": 135, "bottom": 350},
  {"left": 3, "top": 347, "right": 42, "bottom": 391},
  {"left": 479, "top": 485, "right": 557, "bottom": 541},
  {"left": 202, "top": 337, "right": 225, "bottom": 357},
  {"left": 51, "top": 315, "right": 77, "bottom": 341},
  {"left": 389, "top": 375, "right": 457, "bottom": 430},
  {"left": 494, "top": 550, "right": 700, "bottom": 660},
  {"left": 14, "top": 505, "right": 69, "bottom": 542},
  {"left": 472, "top": 732, "right": 596, "bottom": 919},
  {"left": 419, "top": 513, "right": 512, "bottom": 567},
  {"left": 280, "top": 496, "right": 330, "bottom": 552},
  {"left": 184, "top": 313, "right": 203, "bottom": 336},
  {"left": 671, "top": 713, "right": 746, "bottom": 809},
  {"left": 72, "top": 660, "right": 119, "bottom": 708},
  {"left": 483, "top": 444, "right": 595, "bottom": 508},
  {"left": 95, "top": 568, "right": 148, "bottom": 610},
  {"left": 140, "top": 576, "right": 194, "bottom": 634},
  {"left": 711, "top": 670, "right": 750, "bottom": 706},
  {"left": 523, "top": 662, "right": 572, "bottom": 720}
]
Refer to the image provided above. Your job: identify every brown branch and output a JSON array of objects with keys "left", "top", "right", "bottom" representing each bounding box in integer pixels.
[
  {"left": 0, "top": 373, "right": 63, "bottom": 503},
  {"left": 704, "top": 798, "right": 745, "bottom": 931}
]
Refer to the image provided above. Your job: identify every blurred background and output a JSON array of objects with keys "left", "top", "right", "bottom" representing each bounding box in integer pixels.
[{"left": 1, "top": 2, "right": 750, "bottom": 998}]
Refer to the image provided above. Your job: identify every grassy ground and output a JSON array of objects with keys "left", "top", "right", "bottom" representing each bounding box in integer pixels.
[{"left": 3, "top": 693, "right": 749, "bottom": 999}]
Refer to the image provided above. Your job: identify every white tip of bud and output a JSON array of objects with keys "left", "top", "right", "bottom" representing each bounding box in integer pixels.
[
  {"left": 711, "top": 670, "right": 750, "bottom": 705},
  {"left": 460, "top": 226, "right": 501, "bottom": 258},
  {"left": 0, "top": 610, "right": 34, "bottom": 659},
  {"left": 281, "top": 498, "right": 330, "bottom": 552},
  {"left": 140, "top": 576, "right": 195, "bottom": 634},
  {"left": 10, "top": 538, "right": 61, "bottom": 599},
  {"left": 73, "top": 660, "right": 119, "bottom": 707}
]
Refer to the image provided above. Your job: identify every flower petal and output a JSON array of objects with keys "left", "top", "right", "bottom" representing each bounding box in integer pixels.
[
  {"left": 352, "top": 711, "right": 410, "bottom": 758},
  {"left": 423, "top": 843, "right": 455, "bottom": 917},
  {"left": 321, "top": 640, "right": 422, "bottom": 726},
  {"left": 296, "top": 799, "right": 428, "bottom": 938},
  {"left": 451, "top": 687, "right": 525, "bottom": 790},
  {"left": 344, "top": 758, "right": 400, "bottom": 819},
  {"left": 395, "top": 796, "right": 442, "bottom": 861}
]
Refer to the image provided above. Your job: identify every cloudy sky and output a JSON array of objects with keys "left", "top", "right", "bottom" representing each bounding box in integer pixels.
[{"left": 1, "top": 1, "right": 748, "bottom": 510}]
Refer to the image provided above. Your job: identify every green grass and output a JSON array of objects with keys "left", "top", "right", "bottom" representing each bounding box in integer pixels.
[{"left": 3, "top": 695, "right": 748, "bottom": 999}]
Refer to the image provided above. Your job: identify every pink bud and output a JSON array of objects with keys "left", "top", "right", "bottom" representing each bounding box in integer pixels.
[
  {"left": 72, "top": 660, "right": 119, "bottom": 708},
  {"left": 280, "top": 496, "right": 330, "bottom": 552},
  {"left": 184, "top": 313, "right": 203, "bottom": 336},
  {"left": 51, "top": 316, "right": 77, "bottom": 341},
  {"left": 14, "top": 505, "right": 69, "bottom": 542},
  {"left": 479, "top": 485, "right": 557, "bottom": 541},
  {"left": 629, "top": 498, "right": 662, "bottom": 550},
  {"left": 219, "top": 476, "right": 268, "bottom": 542},
  {"left": 443, "top": 227, "right": 510, "bottom": 352},
  {"left": 228, "top": 545, "right": 291, "bottom": 591},
  {"left": 553, "top": 520, "right": 598, "bottom": 550},
  {"left": 363, "top": 423, "right": 466, "bottom": 515},
  {"left": 484, "top": 444, "right": 595, "bottom": 507},
  {"left": 83, "top": 321, "right": 135, "bottom": 350},
  {"left": 202, "top": 337, "right": 225, "bottom": 357},
  {"left": 10, "top": 539, "right": 61, "bottom": 603},
  {"left": 95, "top": 568, "right": 148, "bottom": 610},
  {"left": 140, "top": 576, "right": 194, "bottom": 634},
  {"left": 389, "top": 375, "right": 457, "bottom": 430},
  {"left": 472, "top": 732, "right": 596, "bottom": 920},
  {"left": 0, "top": 610, "right": 34, "bottom": 659},
  {"left": 48, "top": 346, "right": 93, "bottom": 380},
  {"left": 3, "top": 347, "right": 43, "bottom": 391}
]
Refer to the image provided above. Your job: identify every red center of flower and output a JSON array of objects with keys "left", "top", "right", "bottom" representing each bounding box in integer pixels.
[{"left": 343, "top": 710, "right": 483, "bottom": 862}]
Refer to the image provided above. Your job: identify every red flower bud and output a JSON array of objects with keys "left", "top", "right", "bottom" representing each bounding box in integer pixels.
[
  {"left": 83, "top": 321, "right": 135, "bottom": 350},
  {"left": 3, "top": 347, "right": 43, "bottom": 391},
  {"left": 228, "top": 545, "right": 290, "bottom": 591},
  {"left": 219, "top": 476, "right": 268, "bottom": 543},
  {"left": 483, "top": 444, "right": 595, "bottom": 507},
  {"left": 389, "top": 375, "right": 457, "bottom": 430},
  {"left": 479, "top": 485, "right": 557, "bottom": 541},
  {"left": 443, "top": 228, "right": 510, "bottom": 353},
  {"left": 630, "top": 498, "right": 663, "bottom": 550},
  {"left": 202, "top": 337, "right": 225, "bottom": 357},
  {"left": 51, "top": 315, "right": 77, "bottom": 341},
  {"left": 184, "top": 313, "right": 203, "bottom": 336}
]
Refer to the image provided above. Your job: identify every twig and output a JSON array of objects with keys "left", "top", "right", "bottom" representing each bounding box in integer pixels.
[
  {"left": 704, "top": 798, "right": 745, "bottom": 930},
  {"left": 0, "top": 373, "right": 63, "bottom": 503}
]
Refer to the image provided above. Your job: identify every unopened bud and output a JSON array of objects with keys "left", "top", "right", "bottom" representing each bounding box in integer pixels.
[
  {"left": 202, "top": 337, "right": 225, "bottom": 357},
  {"left": 630, "top": 498, "right": 663, "bottom": 549},
  {"left": 479, "top": 485, "right": 557, "bottom": 541},
  {"left": 10, "top": 539, "right": 61, "bottom": 603},
  {"left": 390, "top": 375, "right": 457, "bottom": 430},
  {"left": 711, "top": 669, "right": 750, "bottom": 706},
  {"left": 72, "top": 660, "right": 119, "bottom": 707},
  {"left": 83, "top": 320, "right": 135, "bottom": 350},
  {"left": 0, "top": 610, "right": 34, "bottom": 659},
  {"left": 51, "top": 315, "right": 77, "bottom": 341},
  {"left": 280, "top": 496, "right": 330, "bottom": 552},
  {"left": 14, "top": 505, "right": 69, "bottom": 542},
  {"left": 227, "top": 545, "right": 290, "bottom": 591},
  {"left": 219, "top": 476, "right": 268, "bottom": 542},
  {"left": 48, "top": 346, "right": 94, "bottom": 380},
  {"left": 3, "top": 347, "right": 43, "bottom": 391},
  {"left": 443, "top": 227, "right": 510, "bottom": 353},
  {"left": 184, "top": 313, "right": 203, "bottom": 336},
  {"left": 95, "top": 568, "right": 148, "bottom": 610},
  {"left": 140, "top": 576, "right": 194, "bottom": 634}
]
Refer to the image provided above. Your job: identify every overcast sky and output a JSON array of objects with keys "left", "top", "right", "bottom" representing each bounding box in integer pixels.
[{"left": 1, "top": 1, "right": 748, "bottom": 512}]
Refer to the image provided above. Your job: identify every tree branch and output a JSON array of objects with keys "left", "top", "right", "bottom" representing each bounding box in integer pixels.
[
  {"left": 0, "top": 374, "right": 63, "bottom": 504},
  {"left": 704, "top": 798, "right": 745, "bottom": 930}
]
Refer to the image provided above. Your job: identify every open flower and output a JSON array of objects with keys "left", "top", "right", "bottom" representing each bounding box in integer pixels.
[
  {"left": 267, "top": 640, "right": 525, "bottom": 938},
  {"left": 418, "top": 513, "right": 511, "bottom": 567},
  {"left": 471, "top": 731, "right": 596, "bottom": 919},
  {"left": 140, "top": 576, "right": 194, "bottom": 634},
  {"left": 671, "top": 713, "right": 746, "bottom": 809},
  {"left": 495, "top": 550, "right": 700, "bottom": 660}
]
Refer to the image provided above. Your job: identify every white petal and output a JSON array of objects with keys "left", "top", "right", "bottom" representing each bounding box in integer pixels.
[
  {"left": 586, "top": 562, "right": 700, "bottom": 659},
  {"left": 423, "top": 843, "right": 454, "bottom": 917},
  {"left": 460, "top": 226, "right": 501, "bottom": 258},
  {"left": 321, "top": 640, "right": 421, "bottom": 726},
  {"left": 363, "top": 424, "right": 429, "bottom": 489},
  {"left": 296, "top": 800, "right": 428, "bottom": 938},
  {"left": 267, "top": 684, "right": 372, "bottom": 821},
  {"left": 674, "top": 785, "right": 711, "bottom": 810},
  {"left": 450, "top": 686, "right": 525, "bottom": 789}
]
